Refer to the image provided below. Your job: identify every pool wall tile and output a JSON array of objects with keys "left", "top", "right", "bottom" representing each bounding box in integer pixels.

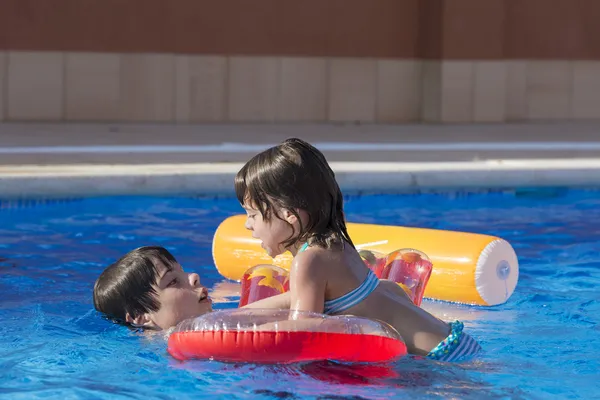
[
  {"left": 440, "top": 61, "right": 475, "bottom": 123},
  {"left": 7, "top": 51, "right": 64, "bottom": 121},
  {"left": 473, "top": 61, "right": 507, "bottom": 122},
  {"left": 328, "top": 58, "right": 377, "bottom": 122},
  {"left": 376, "top": 59, "right": 422, "bottom": 122},
  {"left": 277, "top": 57, "right": 327, "bottom": 122},
  {"left": 65, "top": 53, "right": 121, "bottom": 121},
  {"left": 526, "top": 61, "right": 573, "bottom": 120},
  {"left": 421, "top": 60, "right": 442, "bottom": 122},
  {"left": 227, "top": 56, "right": 280, "bottom": 122},
  {"left": 505, "top": 61, "right": 528, "bottom": 121},
  {"left": 175, "top": 55, "right": 228, "bottom": 123},
  {"left": 0, "top": 52, "right": 5, "bottom": 121},
  {"left": 572, "top": 61, "right": 600, "bottom": 119},
  {"left": 119, "top": 53, "right": 175, "bottom": 122},
  {"left": 422, "top": 61, "right": 475, "bottom": 123}
]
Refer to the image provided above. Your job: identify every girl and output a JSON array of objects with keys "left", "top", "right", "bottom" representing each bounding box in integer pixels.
[{"left": 235, "top": 138, "right": 481, "bottom": 362}]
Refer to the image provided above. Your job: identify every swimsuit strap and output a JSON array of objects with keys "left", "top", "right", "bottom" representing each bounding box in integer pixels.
[
  {"left": 298, "top": 242, "right": 310, "bottom": 253},
  {"left": 323, "top": 269, "right": 379, "bottom": 315},
  {"left": 297, "top": 241, "right": 378, "bottom": 315}
]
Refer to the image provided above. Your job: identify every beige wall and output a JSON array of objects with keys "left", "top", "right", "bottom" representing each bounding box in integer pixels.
[
  {"left": 3, "top": 1, "right": 600, "bottom": 124},
  {"left": 1, "top": 51, "right": 600, "bottom": 123}
]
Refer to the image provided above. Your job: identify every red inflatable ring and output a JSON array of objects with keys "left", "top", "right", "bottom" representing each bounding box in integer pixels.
[{"left": 167, "top": 308, "right": 407, "bottom": 364}]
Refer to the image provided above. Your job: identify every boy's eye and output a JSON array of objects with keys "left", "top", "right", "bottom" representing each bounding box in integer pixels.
[{"left": 167, "top": 278, "right": 178, "bottom": 287}]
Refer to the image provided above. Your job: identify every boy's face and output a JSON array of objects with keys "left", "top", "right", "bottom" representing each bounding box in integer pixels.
[{"left": 146, "top": 262, "right": 213, "bottom": 329}]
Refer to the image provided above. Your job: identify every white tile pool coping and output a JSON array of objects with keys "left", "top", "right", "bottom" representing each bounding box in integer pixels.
[{"left": 2, "top": 158, "right": 600, "bottom": 198}]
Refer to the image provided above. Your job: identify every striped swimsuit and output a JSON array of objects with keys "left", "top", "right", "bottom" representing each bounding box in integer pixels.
[{"left": 297, "top": 242, "right": 379, "bottom": 315}]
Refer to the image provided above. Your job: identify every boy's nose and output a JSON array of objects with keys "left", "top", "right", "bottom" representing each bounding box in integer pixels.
[
  {"left": 244, "top": 218, "right": 252, "bottom": 230},
  {"left": 188, "top": 272, "right": 200, "bottom": 287}
]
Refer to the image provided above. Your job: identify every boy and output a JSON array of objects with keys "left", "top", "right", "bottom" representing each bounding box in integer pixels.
[{"left": 93, "top": 246, "right": 289, "bottom": 330}]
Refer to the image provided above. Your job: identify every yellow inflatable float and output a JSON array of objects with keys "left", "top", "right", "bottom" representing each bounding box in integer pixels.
[{"left": 212, "top": 215, "right": 519, "bottom": 306}]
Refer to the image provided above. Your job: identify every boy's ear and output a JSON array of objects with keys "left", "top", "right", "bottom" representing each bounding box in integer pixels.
[{"left": 125, "top": 312, "right": 157, "bottom": 329}]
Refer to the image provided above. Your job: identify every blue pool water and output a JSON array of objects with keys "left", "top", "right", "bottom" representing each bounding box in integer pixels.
[{"left": 1, "top": 189, "right": 599, "bottom": 399}]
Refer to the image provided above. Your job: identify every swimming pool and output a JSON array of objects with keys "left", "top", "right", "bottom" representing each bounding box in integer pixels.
[{"left": 1, "top": 189, "right": 598, "bottom": 399}]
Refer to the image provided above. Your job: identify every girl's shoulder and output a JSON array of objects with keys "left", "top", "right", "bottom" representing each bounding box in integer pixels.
[
  {"left": 293, "top": 245, "right": 331, "bottom": 267},
  {"left": 292, "top": 245, "right": 345, "bottom": 279}
]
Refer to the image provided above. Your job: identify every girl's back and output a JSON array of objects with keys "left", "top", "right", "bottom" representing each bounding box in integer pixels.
[{"left": 294, "top": 243, "right": 450, "bottom": 355}]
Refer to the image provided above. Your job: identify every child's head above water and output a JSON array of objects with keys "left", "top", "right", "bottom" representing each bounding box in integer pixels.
[
  {"left": 93, "top": 246, "right": 212, "bottom": 330},
  {"left": 235, "top": 138, "right": 354, "bottom": 257}
]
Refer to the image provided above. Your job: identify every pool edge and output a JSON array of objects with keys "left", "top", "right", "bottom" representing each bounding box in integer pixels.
[{"left": 2, "top": 159, "right": 600, "bottom": 198}]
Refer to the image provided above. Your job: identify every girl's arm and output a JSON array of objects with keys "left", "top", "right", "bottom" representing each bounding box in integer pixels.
[
  {"left": 240, "top": 291, "right": 291, "bottom": 309},
  {"left": 289, "top": 250, "right": 328, "bottom": 316}
]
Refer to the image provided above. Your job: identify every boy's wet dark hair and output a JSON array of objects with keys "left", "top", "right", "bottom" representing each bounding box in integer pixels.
[
  {"left": 93, "top": 246, "right": 177, "bottom": 327},
  {"left": 235, "top": 137, "right": 354, "bottom": 250}
]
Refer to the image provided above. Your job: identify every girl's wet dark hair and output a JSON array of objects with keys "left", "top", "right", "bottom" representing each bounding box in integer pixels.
[
  {"left": 93, "top": 246, "right": 177, "bottom": 327},
  {"left": 235, "top": 138, "right": 354, "bottom": 250}
]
